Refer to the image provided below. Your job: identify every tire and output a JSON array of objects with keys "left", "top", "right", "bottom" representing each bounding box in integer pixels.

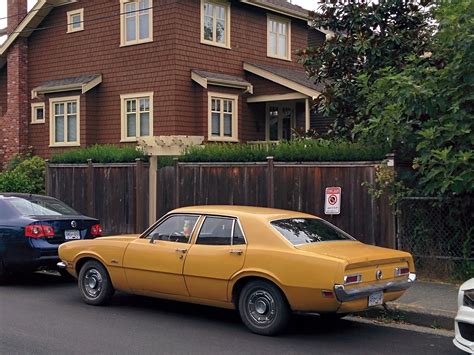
[
  {"left": 78, "top": 260, "right": 114, "bottom": 306},
  {"left": 238, "top": 280, "right": 290, "bottom": 336}
]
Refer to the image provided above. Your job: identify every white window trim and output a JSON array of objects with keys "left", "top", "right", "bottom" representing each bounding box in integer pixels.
[
  {"left": 267, "top": 14, "right": 291, "bottom": 61},
  {"left": 67, "top": 8, "right": 84, "bottom": 33},
  {"left": 120, "top": 92, "right": 154, "bottom": 142},
  {"left": 200, "top": 0, "right": 231, "bottom": 49},
  {"left": 49, "top": 96, "right": 81, "bottom": 147},
  {"left": 120, "top": 0, "right": 154, "bottom": 47},
  {"left": 207, "top": 92, "right": 239, "bottom": 142},
  {"left": 31, "top": 102, "right": 45, "bottom": 124}
]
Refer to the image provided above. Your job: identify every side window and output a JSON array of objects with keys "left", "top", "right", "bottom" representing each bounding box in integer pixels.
[
  {"left": 233, "top": 222, "right": 245, "bottom": 245},
  {"left": 197, "top": 216, "right": 233, "bottom": 245},
  {"left": 148, "top": 215, "right": 199, "bottom": 243}
]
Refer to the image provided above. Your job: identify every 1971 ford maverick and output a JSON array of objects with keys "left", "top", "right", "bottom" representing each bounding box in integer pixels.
[{"left": 58, "top": 206, "right": 416, "bottom": 335}]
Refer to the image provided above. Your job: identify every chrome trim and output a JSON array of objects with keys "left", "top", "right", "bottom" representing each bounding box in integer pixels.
[
  {"left": 334, "top": 273, "right": 416, "bottom": 302},
  {"left": 57, "top": 261, "right": 67, "bottom": 269}
]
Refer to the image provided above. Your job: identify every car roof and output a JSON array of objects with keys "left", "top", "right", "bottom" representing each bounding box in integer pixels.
[
  {"left": 0, "top": 193, "right": 57, "bottom": 200},
  {"left": 171, "top": 205, "right": 317, "bottom": 221}
]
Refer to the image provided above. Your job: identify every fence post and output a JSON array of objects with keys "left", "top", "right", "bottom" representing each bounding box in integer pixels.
[
  {"left": 267, "top": 156, "right": 274, "bottom": 208},
  {"left": 135, "top": 158, "right": 145, "bottom": 233},
  {"left": 386, "top": 153, "right": 396, "bottom": 248},
  {"left": 86, "top": 159, "right": 95, "bottom": 217},
  {"left": 173, "top": 158, "right": 180, "bottom": 208},
  {"left": 148, "top": 156, "right": 158, "bottom": 226},
  {"left": 45, "top": 159, "right": 51, "bottom": 195}
]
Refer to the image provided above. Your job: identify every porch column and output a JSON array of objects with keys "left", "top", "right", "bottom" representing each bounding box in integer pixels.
[{"left": 305, "top": 98, "right": 310, "bottom": 132}]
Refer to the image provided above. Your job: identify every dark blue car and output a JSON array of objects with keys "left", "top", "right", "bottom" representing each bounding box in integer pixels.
[{"left": 0, "top": 193, "right": 101, "bottom": 283}]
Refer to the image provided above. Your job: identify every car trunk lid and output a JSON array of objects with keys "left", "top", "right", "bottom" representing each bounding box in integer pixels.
[{"left": 28, "top": 215, "right": 99, "bottom": 244}]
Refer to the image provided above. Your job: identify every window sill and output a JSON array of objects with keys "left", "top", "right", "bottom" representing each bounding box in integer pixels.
[
  {"left": 120, "top": 138, "right": 139, "bottom": 143},
  {"left": 266, "top": 54, "right": 292, "bottom": 62},
  {"left": 200, "top": 40, "right": 231, "bottom": 50},
  {"left": 30, "top": 121, "right": 45, "bottom": 125},
  {"left": 207, "top": 137, "right": 239, "bottom": 143},
  {"left": 120, "top": 38, "right": 154, "bottom": 47},
  {"left": 67, "top": 28, "right": 84, "bottom": 34},
  {"left": 49, "top": 142, "right": 81, "bottom": 148}
]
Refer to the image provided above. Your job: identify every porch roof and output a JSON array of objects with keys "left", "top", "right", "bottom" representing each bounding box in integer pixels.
[
  {"left": 243, "top": 62, "right": 323, "bottom": 99},
  {"left": 191, "top": 69, "right": 253, "bottom": 93},
  {"left": 31, "top": 74, "right": 102, "bottom": 99}
]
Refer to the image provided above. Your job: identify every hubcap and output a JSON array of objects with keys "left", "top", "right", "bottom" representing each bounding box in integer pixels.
[
  {"left": 247, "top": 290, "right": 276, "bottom": 326},
  {"left": 83, "top": 268, "right": 103, "bottom": 298}
]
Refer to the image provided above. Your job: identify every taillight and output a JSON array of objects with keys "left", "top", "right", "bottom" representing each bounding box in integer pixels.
[
  {"left": 344, "top": 274, "right": 362, "bottom": 285},
  {"left": 395, "top": 267, "right": 410, "bottom": 277},
  {"left": 91, "top": 224, "right": 102, "bottom": 236},
  {"left": 25, "top": 224, "right": 55, "bottom": 238}
]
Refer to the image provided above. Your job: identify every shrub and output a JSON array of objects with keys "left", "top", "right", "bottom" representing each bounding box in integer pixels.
[
  {"left": 50, "top": 144, "right": 148, "bottom": 164},
  {"left": 180, "top": 140, "right": 388, "bottom": 163},
  {"left": 0, "top": 170, "right": 35, "bottom": 193},
  {"left": 13, "top": 156, "right": 46, "bottom": 194}
]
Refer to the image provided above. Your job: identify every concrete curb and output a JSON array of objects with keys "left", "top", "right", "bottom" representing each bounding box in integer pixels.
[{"left": 359, "top": 303, "right": 456, "bottom": 330}]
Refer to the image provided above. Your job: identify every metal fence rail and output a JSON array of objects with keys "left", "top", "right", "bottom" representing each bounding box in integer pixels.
[{"left": 396, "top": 197, "right": 473, "bottom": 279}]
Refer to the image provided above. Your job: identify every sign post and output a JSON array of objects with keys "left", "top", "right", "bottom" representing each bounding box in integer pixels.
[{"left": 325, "top": 187, "right": 341, "bottom": 215}]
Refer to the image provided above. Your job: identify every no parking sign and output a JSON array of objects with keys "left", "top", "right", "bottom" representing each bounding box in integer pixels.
[{"left": 324, "top": 187, "right": 341, "bottom": 215}]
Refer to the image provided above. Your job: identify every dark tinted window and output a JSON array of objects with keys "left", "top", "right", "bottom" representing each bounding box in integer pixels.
[
  {"left": 6, "top": 197, "right": 79, "bottom": 216},
  {"left": 148, "top": 215, "right": 199, "bottom": 243},
  {"left": 197, "top": 217, "right": 233, "bottom": 245},
  {"left": 271, "top": 218, "right": 354, "bottom": 245},
  {"left": 233, "top": 222, "right": 246, "bottom": 245}
]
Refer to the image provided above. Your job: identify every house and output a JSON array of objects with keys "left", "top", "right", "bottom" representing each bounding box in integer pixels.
[{"left": 0, "top": 0, "right": 326, "bottom": 166}]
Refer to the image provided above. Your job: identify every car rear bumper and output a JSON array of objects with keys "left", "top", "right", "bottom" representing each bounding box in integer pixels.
[{"left": 333, "top": 273, "right": 416, "bottom": 302}]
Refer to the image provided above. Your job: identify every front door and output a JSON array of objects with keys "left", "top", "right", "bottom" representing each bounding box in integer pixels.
[
  {"left": 123, "top": 214, "right": 200, "bottom": 296},
  {"left": 183, "top": 216, "right": 247, "bottom": 301},
  {"left": 266, "top": 102, "right": 295, "bottom": 141}
]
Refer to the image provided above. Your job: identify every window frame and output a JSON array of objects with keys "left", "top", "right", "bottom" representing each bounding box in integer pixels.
[
  {"left": 31, "top": 102, "right": 45, "bottom": 124},
  {"left": 200, "top": 0, "right": 231, "bottom": 49},
  {"left": 195, "top": 215, "right": 247, "bottom": 246},
  {"left": 207, "top": 92, "right": 239, "bottom": 142},
  {"left": 120, "top": 92, "right": 154, "bottom": 142},
  {"left": 67, "top": 8, "right": 84, "bottom": 33},
  {"left": 49, "top": 96, "right": 81, "bottom": 147},
  {"left": 120, "top": 0, "right": 154, "bottom": 47},
  {"left": 266, "top": 14, "right": 291, "bottom": 61}
]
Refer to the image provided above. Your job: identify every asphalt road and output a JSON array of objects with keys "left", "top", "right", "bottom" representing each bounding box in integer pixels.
[{"left": 0, "top": 273, "right": 463, "bottom": 355}]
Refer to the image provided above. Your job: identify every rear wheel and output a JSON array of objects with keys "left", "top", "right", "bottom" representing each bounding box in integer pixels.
[
  {"left": 238, "top": 280, "right": 290, "bottom": 336},
  {"left": 78, "top": 260, "right": 114, "bottom": 305}
]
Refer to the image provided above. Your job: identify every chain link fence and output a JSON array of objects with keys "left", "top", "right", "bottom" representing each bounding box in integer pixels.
[{"left": 396, "top": 197, "right": 473, "bottom": 280}]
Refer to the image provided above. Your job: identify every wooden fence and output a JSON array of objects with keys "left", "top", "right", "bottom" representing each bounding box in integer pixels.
[
  {"left": 46, "top": 160, "right": 148, "bottom": 235},
  {"left": 157, "top": 158, "right": 395, "bottom": 248}
]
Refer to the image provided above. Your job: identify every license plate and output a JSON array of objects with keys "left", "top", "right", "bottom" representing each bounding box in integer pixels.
[
  {"left": 65, "top": 230, "right": 80, "bottom": 240},
  {"left": 368, "top": 291, "right": 384, "bottom": 307}
]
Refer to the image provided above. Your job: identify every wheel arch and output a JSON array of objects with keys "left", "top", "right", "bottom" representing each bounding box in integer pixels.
[{"left": 74, "top": 253, "right": 108, "bottom": 275}]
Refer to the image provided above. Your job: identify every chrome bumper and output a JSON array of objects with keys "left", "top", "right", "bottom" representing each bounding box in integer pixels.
[
  {"left": 334, "top": 273, "right": 416, "bottom": 302},
  {"left": 57, "top": 261, "right": 67, "bottom": 269}
]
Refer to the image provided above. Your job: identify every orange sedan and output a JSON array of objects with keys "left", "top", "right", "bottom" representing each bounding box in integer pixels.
[{"left": 58, "top": 206, "right": 416, "bottom": 335}]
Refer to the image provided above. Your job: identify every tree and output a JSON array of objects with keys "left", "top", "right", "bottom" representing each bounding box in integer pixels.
[{"left": 300, "top": 0, "right": 433, "bottom": 139}]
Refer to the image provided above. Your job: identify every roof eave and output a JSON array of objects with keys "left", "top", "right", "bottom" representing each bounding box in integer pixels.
[{"left": 239, "top": 0, "right": 308, "bottom": 21}]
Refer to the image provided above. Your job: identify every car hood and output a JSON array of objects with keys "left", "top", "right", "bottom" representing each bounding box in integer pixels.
[
  {"left": 296, "top": 240, "right": 411, "bottom": 266},
  {"left": 460, "top": 278, "right": 474, "bottom": 291}
]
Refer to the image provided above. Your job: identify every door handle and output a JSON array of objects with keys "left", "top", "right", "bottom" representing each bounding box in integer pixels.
[
  {"left": 229, "top": 249, "right": 243, "bottom": 255},
  {"left": 175, "top": 248, "right": 187, "bottom": 254}
]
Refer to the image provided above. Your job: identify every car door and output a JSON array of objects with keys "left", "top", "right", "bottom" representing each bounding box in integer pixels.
[
  {"left": 123, "top": 214, "right": 200, "bottom": 296},
  {"left": 183, "top": 216, "right": 247, "bottom": 301}
]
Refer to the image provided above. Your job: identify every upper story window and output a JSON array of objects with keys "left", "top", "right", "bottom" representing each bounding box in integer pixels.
[
  {"left": 49, "top": 96, "right": 80, "bottom": 147},
  {"left": 120, "top": 92, "right": 153, "bottom": 142},
  {"left": 31, "top": 103, "right": 45, "bottom": 124},
  {"left": 201, "top": 0, "right": 230, "bottom": 48},
  {"left": 120, "top": 0, "right": 153, "bottom": 46},
  {"left": 208, "top": 93, "right": 238, "bottom": 142},
  {"left": 67, "top": 8, "right": 84, "bottom": 33},
  {"left": 267, "top": 15, "right": 291, "bottom": 60}
]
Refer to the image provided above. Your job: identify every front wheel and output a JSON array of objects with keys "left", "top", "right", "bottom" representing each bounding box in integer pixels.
[
  {"left": 238, "top": 280, "right": 290, "bottom": 336},
  {"left": 78, "top": 260, "right": 114, "bottom": 305}
]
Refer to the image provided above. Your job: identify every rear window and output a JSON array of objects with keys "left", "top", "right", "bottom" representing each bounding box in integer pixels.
[
  {"left": 5, "top": 197, "right": 79, "bottom": 216},
  {"left": 270, "top": 218, "right": 354, "bottom": 245}
]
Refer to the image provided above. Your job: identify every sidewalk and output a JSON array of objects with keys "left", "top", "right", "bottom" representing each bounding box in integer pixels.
[{"left": 361, "top": 280, "right": 459, "bottom": 330}]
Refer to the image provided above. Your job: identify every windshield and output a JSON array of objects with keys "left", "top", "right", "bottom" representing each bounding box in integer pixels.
[
  {"left": 271, "top": 218, "right": 355, "bottom": 245},
  {"left": 6, "top": 197, "right": 79, "bottom": 216}
]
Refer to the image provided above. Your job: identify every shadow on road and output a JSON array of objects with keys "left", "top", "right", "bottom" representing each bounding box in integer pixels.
[{"left": 1, "top": 270, "right": 75, "bottom": 288}]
